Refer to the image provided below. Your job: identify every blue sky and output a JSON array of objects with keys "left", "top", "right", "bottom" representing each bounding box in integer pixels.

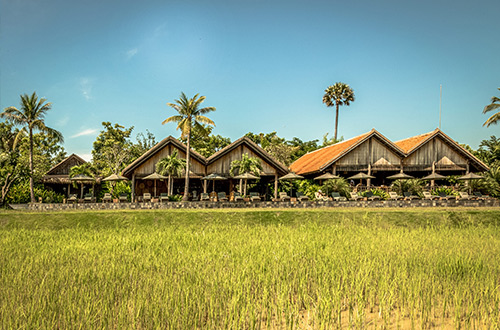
[{"left": 1, "top": 0, "right": 499, "bottom": 160}]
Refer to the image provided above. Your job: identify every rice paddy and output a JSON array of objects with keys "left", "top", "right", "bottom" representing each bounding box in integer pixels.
[{"left": 1, "top": 209, "right": 500, "bottom": 329}]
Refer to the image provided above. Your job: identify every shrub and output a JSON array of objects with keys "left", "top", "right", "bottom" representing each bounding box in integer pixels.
[
  {"left": 321, "top": 178, "right": 352, "bottom": 198},
  {"left": 6, "top": 182, "right": 65, "bottom": 204}
]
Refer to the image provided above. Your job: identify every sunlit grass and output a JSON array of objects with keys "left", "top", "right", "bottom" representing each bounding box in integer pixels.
[{"left": 1, "top": 209, "right": 499, "bottom": 329}]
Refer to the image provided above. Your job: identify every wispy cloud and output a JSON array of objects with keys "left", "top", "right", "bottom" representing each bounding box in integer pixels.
[
  {"left": 71, "top": 128, "right": 98, "bottom": 138},
  {"left": 80, "top": 78, "right": 93, "bottom": 100},
  {"left": 56, "top": 115, "right": 69, "bottom": 127},
  {"left": 126, "top": 48, "right": 138, "bottom": 60}
]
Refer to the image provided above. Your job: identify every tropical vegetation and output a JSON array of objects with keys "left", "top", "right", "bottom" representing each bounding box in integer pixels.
[
  {"left": 163, "top": 93, "right": 216, "bottom": 201},
  {"left": 155, "top": 150, "right": 186, "bottom": 196},
  {"left": 482, "top": 87, "right": 500, "bottom": 127},
  {"left": 322, "top": 82, "right": 355, "bottom": 141},
  {"left": 0, "top": 92, "right": 63, "bottom": 202},
  {"left": 230, "top": 153, "right": 263, "bottom": 195}
]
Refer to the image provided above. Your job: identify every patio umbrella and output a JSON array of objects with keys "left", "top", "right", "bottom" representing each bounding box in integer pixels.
[
  {"left": 143, "top": 172, "right": 167, "bottom": 197},
  {"left": 70, "top": 174, "right": 95, "bottom": 199},
  {"left": 102, "top": 173, "right": 128, "bottom": 181},
  {"left": 202, "top": 173, "right": 227, "bottom": 192},
  {"left": 422, "top": 172, "right": 447, "bottom": 180},
  {"left": 314, "top": 173, "right": 341, "bottom": 195},
  {"left": 314, "top": 173, "right": 340, "bottom": 181},
  {"left": 234, "top": 172, "right": 259, "bottom": 196},
  {"left": 422, "top": 172, "right": 447, "bottom": 189},
  {"left": 457, "top": 172, "right": 483, "bottom": 193},
  {"left": 279, "top": 172, "right": 304, "bottom": 197},
  {"left": 386, "top": 172, "right": 414, "bottom": 180},
  {"left": 348, "top": 172, "right": 375, "bottom": 188}
]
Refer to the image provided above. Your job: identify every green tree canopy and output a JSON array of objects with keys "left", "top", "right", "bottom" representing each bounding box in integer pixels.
[
  {"left": 92, "top": 122, "right": 135, "bottom": 177},
  {"left": 1, "top": 92, "right": 63, "bottom": 202}
]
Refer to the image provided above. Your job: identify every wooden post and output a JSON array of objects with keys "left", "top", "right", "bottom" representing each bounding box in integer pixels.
[
  {"left": 203, "top": 180, "right": 207, "bottom": 193},
  {"left": 274, "top": 173, "right": 278, "bottom": 200},
  {"left": 332, "top": 165, "right": 337, "bottom": 175},
  {"left": 131, "top": 174, "right": 135, "bottom": 202}
]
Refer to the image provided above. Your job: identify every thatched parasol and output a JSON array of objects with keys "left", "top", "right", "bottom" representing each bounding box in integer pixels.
[
  {"left": 70, "top": 174, "right": 95, "bottom": 199},
  {"left": 202, "top": 173, "right": 227, "bottom": 192},
  {"left": 233, "top": 172, "right": 259, "bottom": 196},
  {"left": 386, "top": 172, "right": 414, "bottom": 180},
  {"left": 143, "top": 172, "right": 168, "bottom": 197}
]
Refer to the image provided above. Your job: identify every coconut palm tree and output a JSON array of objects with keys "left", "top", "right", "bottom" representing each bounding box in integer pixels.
[
  {"left": 483, "top": 88, "right": 500, "bottom": 127},
  {"left": 230, "top": 153, "right": 263, "bottom": 195},
  {"left": 163, "top": 93, "right": 215, "bottom": 201},
  {"left": 1, "top": 92, "right": 63, "bottom": 203},
  {"left": 156, "top": 150, "right": 186, "bottom": 196},
  {"left": 322, "top": 82, "right": 355, "bottom": 141}
]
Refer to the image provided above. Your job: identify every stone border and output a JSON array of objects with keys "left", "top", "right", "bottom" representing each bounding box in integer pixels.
[{"left": 26, "top": 198, "right": 500, "bottom": 211}]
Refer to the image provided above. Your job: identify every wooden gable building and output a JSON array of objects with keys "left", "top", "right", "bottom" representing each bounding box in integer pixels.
[
  {"left": 206, "top": 137, "right": 289, "bottom": 198},
  {"left": 290, "top": 129, "right": 405, "bottom": 185},
  {"left": 42, "top": 154, "right": 86, "bottom": 197},
  {"left": 122, "top": 136, "right": 207, "bottom": 201},
  {"left": 395, "top": 128, "right": 488, "bottom": 174}
]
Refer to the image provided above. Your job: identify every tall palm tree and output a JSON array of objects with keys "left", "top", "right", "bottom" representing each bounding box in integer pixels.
[
  {"left": 483, "top": 88, "right": 500, "bottom": 127},
  {"left": 156, "top": 150, "right": 186, "bottom": 196},
  {"left": 1, "top": 92, "right": 63, "bottom": 203},
  {"left": 163, "top": 92, "right": 215, "bottom": 201},
  {"left": 230, "top": 153, "right": 263, "bottom": 195},
  {"left": 322, "top": 82, "right": 355, "bottom": 141}
]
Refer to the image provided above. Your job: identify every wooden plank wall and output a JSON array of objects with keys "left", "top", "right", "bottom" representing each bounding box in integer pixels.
[
  {"left": 335, "top": 137, "right": 401, "bottom": 168},
  {"left": 207, "top": 145, "right": 277, "bottom": 176},
  {"left": 133, "top": 145, "right": 206, "bottom": 177},
  {"left": 404, "top": 137, "right": 466, "bottom": 169}
]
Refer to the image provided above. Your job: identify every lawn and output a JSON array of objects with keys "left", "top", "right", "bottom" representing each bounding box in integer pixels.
[{"left": 1, "top": 209, "right": 500, "bottom": 329}]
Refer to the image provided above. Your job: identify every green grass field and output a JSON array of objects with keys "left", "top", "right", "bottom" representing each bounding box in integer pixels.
[{"left": 1, "top": 209, "right": 500, "bottom": 329}]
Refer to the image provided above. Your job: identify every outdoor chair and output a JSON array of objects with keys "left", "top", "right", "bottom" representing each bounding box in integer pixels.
[
  {"left": 191, "top": 190, "right": 198, "bottom": 201},
  {"left": 365, "top": 191, "right": 381, "bottom": 201},
  {"left": 143, "top": 193, "right": 152, "bottom": 203},
  {"left": 403, "top": 192, "right": 419, "bottom": 200},
  {"left": 422, "top": 191, "right": 439, "bottom": 200},
  {"left": 249, "top": 192, "right": 261, "bottom": 202},
  {"left": 83, "top": 193, "right": 94, "bottom": 203},
  {"left": 331, "top": 192, "right": 347, "bottom": 201},
  {"left": 102, "top": 193, "right": 112, "bottom": 203},
  {"left": 233, "top": 192, "right": 244, "bottom": 202},
  {"left": 200, "top": 193, "right": 210, "bottom": 201},
  {"left": 160, "top": 193, "right": 169, "bottom": 203},
  {"left": 218, "top": 192, "right": 228, "bottom": 202},
  {"left": 438, "top": 192, "right": 456, "bottom": 200},
  {"left": 473, "top": 192, "right": 487, "bottom": 200},
  {"left": 119, "top": 193, "right": 128, "bottom": 203},
  {"left": 349, "top": 192, "right": 363, "bottom": 201},
  {"left": 388, "top": 192, "right": 403, "bottom": 200},
  {"left": 67, "top": 194, "right": 78, "bottom": 203},
  {"left": 458, "top": 192, "right": 473, "bottom": 200},
  {"left": 296, "top": 192, "right": 309, "bottom": 202},
  {"left": 279, "top": 192, "right": 291, "bottom": 202}
]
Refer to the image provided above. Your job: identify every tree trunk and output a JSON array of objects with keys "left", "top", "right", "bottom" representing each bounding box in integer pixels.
[
  {"left": 29, "top": 128, "right": 35, "bottom": 203},
  {"left": 168, "top": 175, "right": 172, "bottom": 196},
  {"left": 334, "top": 103, "right": 339, "bottom": 142},
  {"left": 182, "top": 136, "right": 191, "bottom": 201}
]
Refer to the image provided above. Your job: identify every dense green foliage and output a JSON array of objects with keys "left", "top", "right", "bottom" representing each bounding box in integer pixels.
[{"left": 1, "top": 209, "right": 499, "bottom": 329}]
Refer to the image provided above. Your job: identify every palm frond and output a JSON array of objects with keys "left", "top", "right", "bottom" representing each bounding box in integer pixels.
[
  {"left": 162, "top": 115, "right": 184, "bottom": 125},
  {"left": 484, "top": 112, "right": 500, "bottom": 127},
  {"left": 194, "top": 115, "right": 215, "bottom": 126}
]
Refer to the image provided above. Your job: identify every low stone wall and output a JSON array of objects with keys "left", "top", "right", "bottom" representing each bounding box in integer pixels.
[{"left": 26, "top": 198, "right": 500, "bottom": 211}]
